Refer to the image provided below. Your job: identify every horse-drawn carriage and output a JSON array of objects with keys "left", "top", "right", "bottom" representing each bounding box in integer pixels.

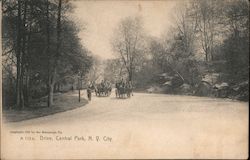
[
  {"left": 95, "top": 83, "right": 112, "bottom": 97},
  {"left": 115, "top": 82, "right": 133, "bottom": 98},
  {"left": 87, "top": 80, "right": 133, "bottom": 98}
]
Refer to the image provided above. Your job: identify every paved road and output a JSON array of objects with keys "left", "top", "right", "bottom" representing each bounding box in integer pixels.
[{"left": 2, "top": 91, "right": 249, "bottom": 159}]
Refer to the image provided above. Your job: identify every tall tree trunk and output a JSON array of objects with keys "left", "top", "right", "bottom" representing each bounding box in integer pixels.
[
  {"left": 48, "top": 77, "right": 52, "bottom": 107},
  {"left": 20, "top": 0, "right": 27, "bottom": 109},
  {"left": 56, "top": 0, "right": 62, "bottom": 59},
  {"left": 49, "top": 82, "right": 54, "bottom": 106},
  {"left": 128, "top": 68, "right": 132, "bottom": 81},
  {"left": 205, "top": 47, "right": 208, "bottom": 62},
  {"left": 210, "top": 50, "right": 214, "bottom": 61},
  {"left": 20, "top": 71, "right": 24, "bottom": 109},
  {"left": 16, "top": 0, "right": 22, "bottom": 109},
  {"left": 25, "top": 2, "right": 33, "bottom": 107},
  {"left": 48, "top": 0, "right": 62, "bottom": 107},
  {"left": 46, "top": 0, "right": 52, "bottom": 107},
  {"left": 25, "top": 69, "right": 30, "bottom": 107},
  {"left": 128, "top": 58, "right": 133, "bottom": 81}
]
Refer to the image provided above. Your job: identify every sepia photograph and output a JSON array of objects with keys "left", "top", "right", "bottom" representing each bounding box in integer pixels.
[{"left": 1, "top": 0, "right": 249, "bottom": 159}]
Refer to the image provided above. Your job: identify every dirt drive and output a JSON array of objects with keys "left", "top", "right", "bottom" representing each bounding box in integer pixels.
[{"left": 2, "top": 91, "right": 248, "bottom": 159}]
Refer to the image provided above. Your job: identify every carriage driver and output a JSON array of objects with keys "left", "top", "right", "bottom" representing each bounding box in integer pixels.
[
  {"left": 121, "top": 78, "right": 125, "bottom": 88},
  {"left": 100, "top": 80, "right": 105, "bottom": 88}
]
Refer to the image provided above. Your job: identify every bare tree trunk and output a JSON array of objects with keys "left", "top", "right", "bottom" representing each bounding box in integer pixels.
[
  {"left": 16, "top": 0, "right": 22, "bottom": 109},
  {"left": 48, "top": 0, "right": 62, "bottom": 107},
  {"left": 20, "top": 0, "right": 27, "bottom": 109},
  {"left": 25, "top": 69, "right": 30, "bottom": 107},
  {"left": 205, "top": 50, "right": 208, "bottom": 61},
  {"left": 49, "top": 82, "right": 54, "bottom": 106},
  {"left": 25, "top": 2, "right": 33, "bottom": 107},
  {"left": 46, "top": 0, "right": 52, "bottom": 107},
  {"left": 128, "top": 66, "right": 132, "bottom": 81},
  {"left": 20, "top": 71, "right": 24, "bottom": 109},
  {"left": 56, "top": 0, "right": 62, "bottom": 59},
  {"left": 47, "top": 77, "right": 54, "bottom": 106}
]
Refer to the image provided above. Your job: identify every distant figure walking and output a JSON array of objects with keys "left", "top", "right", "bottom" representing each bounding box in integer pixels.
[{"left": 87, "top": 83, "right": 92, "bottom": 101}]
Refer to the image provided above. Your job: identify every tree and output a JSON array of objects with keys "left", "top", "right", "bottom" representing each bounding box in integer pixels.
[
  {"left": 221, "top": 0, "right": 249, "bottom": 82},
  {"left": 112, "top": 16, "right": 147, "bottom": 82},
  {"left": 103, "top": 58, "right": 127, "bottom": 83},
  {"left": 47, "top": 0, "right": 62, "bottom": 107},
  {"left": 192, "top": 0, "right": 223, "bottom": 62},
  {"left": 173, "top": 2, "right": 198, "bottom": 59},
  {"left": 2, "top": 0, "right": 93, "bottom": 109},
  {"left": 85, "top": 56, "right": 103, "bottom": 83}
]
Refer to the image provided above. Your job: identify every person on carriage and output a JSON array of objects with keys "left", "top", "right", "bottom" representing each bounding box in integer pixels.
[
  {"left": 121, "top": 78, "right": 125, "bottom": 88},
  {"left": 115, "top": 81, "right": 120, "bottom": 89},
  {"left": 105, "top": 81, "right": 109, "bottom": 88},
  {"left": 100, "top": 80, "right": 105, "bottom": 88},
  {"left": 104, "top": 80, "right": 108, "bottom": 88},
  {"left": 106, "top": 81, "right": 112, "bottom": 94}
]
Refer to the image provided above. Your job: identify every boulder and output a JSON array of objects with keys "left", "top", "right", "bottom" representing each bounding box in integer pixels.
[
  {"left": 177, "top": 83, "right": 192, "bottom": 95},
  {"left": 232, "top": 81, "right": 249, "bottom": 101},
  {"left": 195, "top": 81, "right": 213, "bottom": 96}
]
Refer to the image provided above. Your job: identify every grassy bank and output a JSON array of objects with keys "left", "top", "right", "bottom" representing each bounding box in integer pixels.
[{"left": 2, "top": 91, "right": 88, "bottom": 122}]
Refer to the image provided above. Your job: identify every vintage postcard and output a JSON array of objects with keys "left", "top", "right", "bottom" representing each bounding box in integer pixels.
[{"left": 1, "top": 0, "right": 249, "bottom": 159}]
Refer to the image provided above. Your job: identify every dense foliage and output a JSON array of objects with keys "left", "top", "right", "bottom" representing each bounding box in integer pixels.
[
  {"left": 109, "top": 0, "right": 249, "bottom": 100},
  {"left": 2, "top": 0, "right": 93, "bottom": 109}
]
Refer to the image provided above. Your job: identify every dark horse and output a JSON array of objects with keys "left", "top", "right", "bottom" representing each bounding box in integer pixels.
[{"left": 115, "top": 82, "right": 132, "bottom": 98}]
